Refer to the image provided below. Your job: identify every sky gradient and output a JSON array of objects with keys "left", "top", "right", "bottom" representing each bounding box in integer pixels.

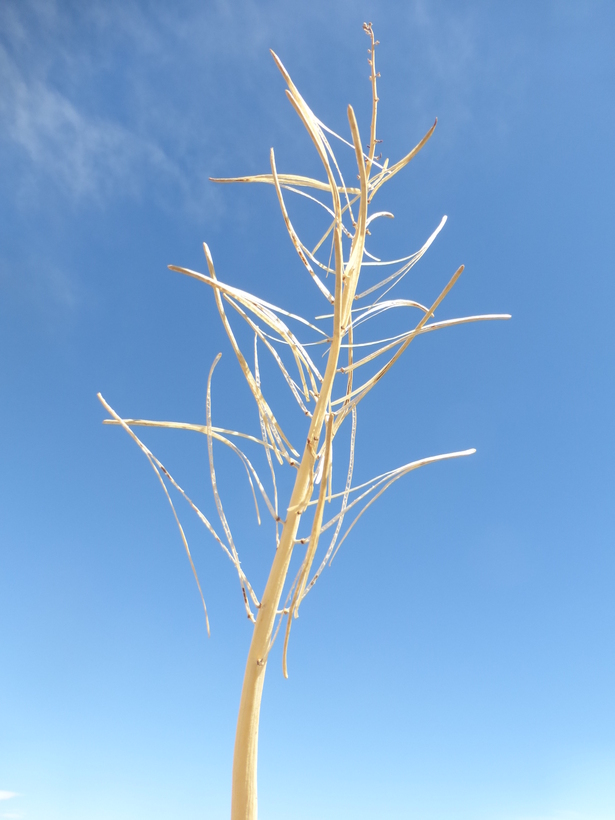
[{"left": 1, "top": 2, "right": 615, "bottom": 819}]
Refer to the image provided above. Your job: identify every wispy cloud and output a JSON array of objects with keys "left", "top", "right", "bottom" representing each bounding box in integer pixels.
[
  {"left": 0, "top": 789, "right": 20, "bottom": 819},
  {"left": 0, "top": 1, "right": 222, "bottom": 215},
  {"left": 0, "top": 49, "right": 172, "bottom": 201},
  {"left": 0, "top": 0, "right": 519, "bottom": 214},
  {"left": 0, "top": 0, "right": 290, "bottom": 219}
]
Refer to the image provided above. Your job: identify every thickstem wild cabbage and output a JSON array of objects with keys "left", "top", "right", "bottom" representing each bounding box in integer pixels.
[{"left": 99, "top": 24, "right": 509, "bottom": 820}]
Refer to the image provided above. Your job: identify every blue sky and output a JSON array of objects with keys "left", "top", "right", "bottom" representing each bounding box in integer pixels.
[{"left": 1, "top": 1, "right": 615, "bottom": 818}]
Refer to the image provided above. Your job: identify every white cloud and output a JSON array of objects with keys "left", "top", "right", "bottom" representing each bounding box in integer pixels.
[
  {"left": 0, "top": 0, "right": 220, "bottom": 214},
  {"left": 0, "top": 0, "right": 526, "bottom": 218},
  {"left": 0, "top": 791, "right": 21, "bottom": 819},
  {"left": 0, "top": 41, "right": 188, "bottom": 204}
]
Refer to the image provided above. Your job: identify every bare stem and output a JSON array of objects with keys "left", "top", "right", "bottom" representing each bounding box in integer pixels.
[
  {"left": 100, "top": 25, "right": 508, "bottom": 820},
  {"left": 231, "top": 229, "right": 344, "bottom": 820}
]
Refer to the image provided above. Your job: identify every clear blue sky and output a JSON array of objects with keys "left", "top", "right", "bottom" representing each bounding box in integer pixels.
[{"left": 1, "top": 2, "right": 614, "bottom": 819}]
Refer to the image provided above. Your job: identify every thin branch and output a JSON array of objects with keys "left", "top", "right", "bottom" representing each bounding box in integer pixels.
[
  {"left": 368, "top": 118, "right": 438, "bottom": 200},
  {"left": 103, "top": 417, "right": 283, "bottom": 454},
  {"left": 98, "top": 393, "right": 212, "bottom": 636},
  {"left": 330, "top": 449, "right": 476, "bottom": 564},
  {"left": 304, "top": 403, "right": 356, "bottom": 597},
  {"left": 210, "top": 172, "right": 360, "bottom": 195},
  {"left": 332, "top": 264, "right": 466, "bottom": 407},
  {"left": 104, "top": 416, "right": 281, "bottom": 519},
  {"left": 227, "top": 297, "right": 313, "bottom": 416},
  {"left": 340, "top": 312, "right": 512, "bottom": 371},
  {"left": 254, "top": 335, "right": 282, "bottom": 546},
  {"left": 282, "top": 412, "right": 334, "bottom": 677},
  {"left": 355, "top": 216, "right": 447, "bottom": 303},
  {"left": 206, "top": 355, "right": 258, "bottom": 620},
  {"left": 270, "top": 148, "right": 334, "bottom": 303},
  {"left": 196, "top": 244, "right": 298, "bottom": 462}
]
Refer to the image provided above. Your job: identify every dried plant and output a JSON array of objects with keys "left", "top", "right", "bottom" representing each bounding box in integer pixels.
[{"left": 99, "top": 24, "right": 509, "bottom": 820}]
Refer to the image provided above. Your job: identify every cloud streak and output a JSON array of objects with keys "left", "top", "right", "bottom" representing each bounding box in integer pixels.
[
  {"left": 0, "top": 47, "right": 172, "bottom": 201},
  {"left": 0, "top": 0, "right": 220, "bottom": 215}
]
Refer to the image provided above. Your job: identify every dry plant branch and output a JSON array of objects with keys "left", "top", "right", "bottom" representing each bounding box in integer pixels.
[{"left": 100, "top": 24, "right": 509, "bottom": 820}]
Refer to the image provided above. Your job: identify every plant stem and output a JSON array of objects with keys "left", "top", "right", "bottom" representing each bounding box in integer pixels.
[
  {"left": 231, "top": 255, "right": 344, "bottom": 820},
  {"left": 230, "top": 479, "right": 305, "bottom": 820}
]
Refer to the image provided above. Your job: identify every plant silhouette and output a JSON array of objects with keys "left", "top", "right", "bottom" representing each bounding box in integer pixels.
[{"left": 99, "top": 23, "right": 509, "bottom": 820}]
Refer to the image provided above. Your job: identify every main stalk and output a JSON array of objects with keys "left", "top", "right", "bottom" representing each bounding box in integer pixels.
[
  {"left": 230, "top": 235, "right": 346, "bottom": 820},
  {"left": 230, "top": 346, "right": 344, "bottom": 818},
  {"left": 230, "top": 41, "right": 370, "bottom": 809}
]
